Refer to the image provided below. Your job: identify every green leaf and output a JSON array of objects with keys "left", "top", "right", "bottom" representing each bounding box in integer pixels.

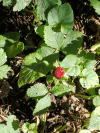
[
  {"left": 48, "top": 3, "right": 74, "bottom": 32},
  {"left": 35, "top": 25, "right": 45, "bottom": 38},
  {"left": 0, "top": 32, "right": 20, "bottom": 47},
  {"left": 50, "top": 83, "right": 75, "bottom": 96},
  {"left": 29, "top": 123, "right": 37, "bottom": 132},
  {"left": 36, "top": 43, "right": 59, "bottom": 63},
  {"left": 85, "top": 60, "right": 97, "bottom": 69},
  {"left": 0, "top": 65, "right": 11, "bottom": 79},
  {"left": 89, "top": 0, "right": 100, "bottom": 15},
  {"left": 78, "top": 50, "right": 95, "bottom": 64},
  {"left": 33, "top": 93, "right": 51, "bottom": 116},
  {"left": 12, "top": 120, "right": 19, "bottom": 132},
  {"left": 88, "top": 88, "right": 95, "bottom": 96},
  {"left": 27, "top": 83, "right": 48, "bottom": 98},
  {"left": 79, "top": 68, "right": 99, "bottom": 89},
  {"left": 88, "top": 115, "right": 100, "bottom": 131},
  {"left": 7, "top": 115, "right": 19, "bottom": 133},
  {"left": 64, "top": 72, "right": 69, "bottom": 79},
  {"left": 7, "top": 115, "right": 17, "bottom": 125},
  {"left": 91, "top": 106, "right": 100, "bottom": 117},
  {"left": 18, "top": 52, "right": 52, "bottom": 87},
  {"left": 60, "top": 54, "right": 79, "bottom": 68},
  {"left": 66, "top": 65, "right": 80, "bottom": 76},
  {"left": 2, "top": 0, "right": 15, "bottom": 7},
  {"left": 93, "top": 96, "right": 100, "bottom": 107},
  {"left": 78, "top": 51, "right": 96, "bottom": 70},
  {"left": 5, "top": 42, "right": 24, "bottom": 58},
  {"left": 48, "top": 3, "right": 73, "bottom": 25},
  {"left": 3, "top": 32, "right": 20, "bottom": 42},
  {"left": 44, "top": 26, "right": 64, "bottom": 49},
  {"left": 79, "top": 129, "right": 91, "bottom": 133},
  {"left": 13, "top": 0, "right": 32, "bottom": 11},
  {"left": 61, "top": 23, "right": 73, "bottom": 34},
  {"left": 57, "top": 0, "right": 62, "bottom": 5},
  {"left": 0, "top": 48, "right": 12, "bottom": 79},
  {"left": 22, "top": 122, "right": 29, "bottom": 133},
  {"left": 36, "top": 43, "right": 55, "bottom": 58},
  {"left": 0, "top": 32, "right": 24, "bottom": 58},
  {"left": 22, "top": 122, "right": 37, "bottom": 133},
  {"left": 0, "top": 48, "right": 7, "bottom": 66},
  {"left": 61, "top": 31, "right": 83, "bottom": 55},
  {"left": 2, "top": 0, "right": 12, "bottom": 6},
  {"left": 60, "top": 54, "right": 81, "bottom": 76},
  {"left": 0, "top": 124, "right": 8, "bottom": 133},
  {"left": 37, "top": 0, "right": 58, "bottom": 20}
]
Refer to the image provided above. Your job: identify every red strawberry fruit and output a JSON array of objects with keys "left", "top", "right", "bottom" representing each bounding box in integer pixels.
[{"left": 53, "top": 67, "right": 65, "bottom": 79}]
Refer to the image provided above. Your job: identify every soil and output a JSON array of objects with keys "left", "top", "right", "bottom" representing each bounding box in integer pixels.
[{"left": 0, "top": 0, "right": 100, "bottom": 133}]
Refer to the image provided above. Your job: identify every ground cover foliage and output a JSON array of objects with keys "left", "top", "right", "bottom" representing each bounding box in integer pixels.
[{"left": 0, "top": 0, "right": 100, "bottom": 132}]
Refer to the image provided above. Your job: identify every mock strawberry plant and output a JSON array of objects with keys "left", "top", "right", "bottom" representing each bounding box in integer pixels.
[
  {"left": 17, "top": 1, "right": 99, "bottom": 121},
  {"left": 17, "top": 1, "right": 100, "bottom": 120}
]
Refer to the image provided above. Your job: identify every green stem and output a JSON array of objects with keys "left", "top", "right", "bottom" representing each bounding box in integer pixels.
[
  {"left": 40, "top": 113, "right": 47, "bottom": 131},
  {"left": 43, "top": 113, "right": 46, "bottom": 131},
  {"left": 58, "top": 124, "right": 67, "bottom": 132},
  {"left": 75, "top": 94, "right": 100, "bottom": 99},
  {"left": 81, "top": 120, "right": 89, "bottom": 129}
]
